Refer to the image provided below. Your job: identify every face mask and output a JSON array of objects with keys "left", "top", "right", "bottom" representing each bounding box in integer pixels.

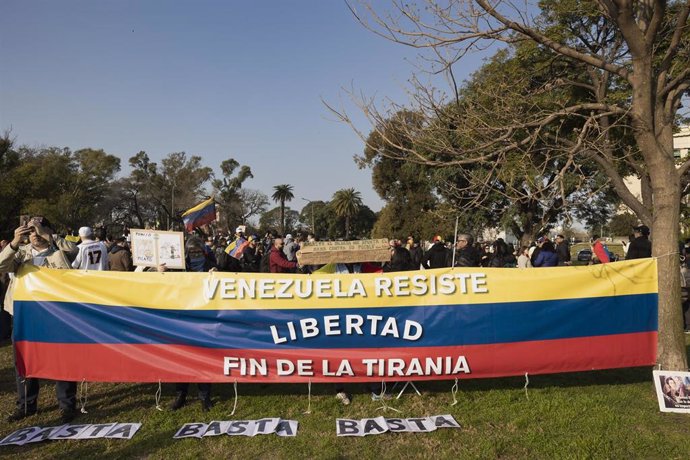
[{"left": 188, "top": 254, "right": 206, "bottom": 272}]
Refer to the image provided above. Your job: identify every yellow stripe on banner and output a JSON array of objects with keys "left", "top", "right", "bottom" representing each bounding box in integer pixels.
[{"left": 13, "top": 259, "right": 658, "bottom": 311}]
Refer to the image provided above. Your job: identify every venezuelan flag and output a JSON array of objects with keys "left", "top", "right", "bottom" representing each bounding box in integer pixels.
[
  {"left": 181, "top": 197, "right": 216, "bottom": 232},
  {"left": 11, "top": 260, "right": 658, "bottom": 383}
]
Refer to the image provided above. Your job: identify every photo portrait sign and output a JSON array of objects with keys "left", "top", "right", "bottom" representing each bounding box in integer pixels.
[
  {"left": 130, "top": 229, "right": 185, "bottom": 269},
  {"left": 12, "top": 259, "right": 658, "bottom": 383},
  {"left": 653, "top": 370, "right": 690, "bottom": 413}
]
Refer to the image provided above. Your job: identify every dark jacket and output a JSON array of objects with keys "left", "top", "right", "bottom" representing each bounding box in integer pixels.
[
  {"left": 453, "top": 246, "right": 481, "bottom": 267},
  {"left": 423, "top": 242, "right": 449, "bottom": 269},
  {"left": 386, "top": 247, "right": 414, "bottom": 272},
  {"left": 408, "top": 245, "right": 423, "bottom": 269},
  {"left": 626, "top": 236, "right": 652, "bottom": 260},
  {"left": 241, "top": 245, "right": 261, "bottom": 272},
  {"left": 555, "top": 242, "right": 571, "bottom": 264},
  {"left": 270, "top": 246, "right": 297, "bottom": 273},
  {"left": 534, "top": 250, "right": 559, "bottom": 267},
  {"left": 108, "top": 245, "right": 133, "bottom": 271}
]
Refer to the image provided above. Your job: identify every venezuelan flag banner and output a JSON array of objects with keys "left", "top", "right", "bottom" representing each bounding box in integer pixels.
[
  {"left": 12, "top": 259, "right": 657, "bottom": 383},
  {"left": 181, "top": 197, "right": 216, "bottom": 232}
]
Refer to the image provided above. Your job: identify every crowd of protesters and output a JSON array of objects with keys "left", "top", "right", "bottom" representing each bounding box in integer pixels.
[{"left": 0, "top": 216, "right": 685, "bottom": 416}]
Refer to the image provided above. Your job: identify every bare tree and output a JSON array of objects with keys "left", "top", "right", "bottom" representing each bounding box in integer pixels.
[{"left": 336, "top": 0, "right": 690, "bottom": 369}]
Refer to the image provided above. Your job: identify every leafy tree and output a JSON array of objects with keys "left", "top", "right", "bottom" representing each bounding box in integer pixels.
[
  {"left": 608, "top": 212, "right": 642, "bottom": 237},
  {"left": 347, "top": 0, "right": 690, "bottom": 370},
  {"left": 271, "top": 184, "right": 295, "bottom": 236},
  {"left": 258, "top": 206, "right": 300, "bottom": 236},
  {"left": 299, "top": 200, "right": 330, "bottom": 237},
  {"left": 330, "top": 188, "right": 363, "bottom": 239},
  {"left": 211, "top": 159, "right": 254, "bottom": 229}
]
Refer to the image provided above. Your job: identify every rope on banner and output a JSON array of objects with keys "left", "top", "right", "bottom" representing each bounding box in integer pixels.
[
  {"left": 653, "top": 251, "right": 680, "bottom": 259},
  {"left": 229, "top": 380, "right": 238, "bottom": 416},
  {"left": 375, "top": 381, "right": 401, "bottom": 413},
  {"left": 79, "top": 379, "right": 89, "bottom": 414},
  {"left": 304, "top": 379, "right": 312, "bottom": 415},
  {"left": 155, "top": 380, "right": 163, "bottom": 411},
  {"left": 451, "top": 378, "right": 459, "bottom": 406},
  {"left": 524, "top": 372, "right": 530, "bottom": 400}
]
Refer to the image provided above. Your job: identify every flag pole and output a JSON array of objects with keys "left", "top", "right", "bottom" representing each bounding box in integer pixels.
[{"left": 451, "top": 215, "right": 459, "bottom": 267}]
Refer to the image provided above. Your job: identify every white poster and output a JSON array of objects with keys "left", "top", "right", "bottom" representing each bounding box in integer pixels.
[
  {"left": 336, "top": 415, "right": 461, "bottom": 437},
  {"left": 173, "top": 419, "right": 298, "bottom": 438},
  {"left": 130, "top": 229, "right": 185, "bottom": 269},
  {"left": 653, "top": 370, "right": 690, "bottom": 413}
]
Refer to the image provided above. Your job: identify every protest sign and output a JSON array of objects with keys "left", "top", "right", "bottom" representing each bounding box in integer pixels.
[
  {"left": 13, "top": 260, "right": 658, "bottom": 383},
  {"left": 653, "top": 370, "right": 690, "bottom": 413},
  {"left": 173, "top": 419, "right": 297, "bottom": 438},
  {"left": 0, "top": 423, "right": 140, "bottom": 446},
  {"left": 297, "top": 238, "right": 391, "bottom": 265},
  {"left": 335, "top": 415, "right": 460, "bottom": 437},
  {"left": 130, "top": 229, "right": 185, "bottom": 269}
]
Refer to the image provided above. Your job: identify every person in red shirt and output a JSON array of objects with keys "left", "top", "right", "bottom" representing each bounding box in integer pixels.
[
  {"left": 269, "top": 238, "right": 298, "bottom": 273},
  {"left": 591, "top": 235, "right": 610, "bottom": 264}
]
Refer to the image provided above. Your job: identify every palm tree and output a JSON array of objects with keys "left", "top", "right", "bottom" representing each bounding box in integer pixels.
[
  {"left": 271, "top": 184, "right": 294, "bottom": 236},
  {"left": 330, "top": 188, "right": 363, "bottom": 239}
]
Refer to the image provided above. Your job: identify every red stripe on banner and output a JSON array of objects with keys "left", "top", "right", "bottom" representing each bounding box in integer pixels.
[{"left": 15, "top": 332, "right": 656, "bottom": 383}]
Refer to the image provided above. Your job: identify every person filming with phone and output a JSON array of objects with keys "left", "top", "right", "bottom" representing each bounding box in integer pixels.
[{"left": 0, "top": 216, "right": 80, "bottom": 423}]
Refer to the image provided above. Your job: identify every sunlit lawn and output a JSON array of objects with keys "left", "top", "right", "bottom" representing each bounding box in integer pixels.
[{"left": 1, "top": 338, "right": 689, "bottom": 459}]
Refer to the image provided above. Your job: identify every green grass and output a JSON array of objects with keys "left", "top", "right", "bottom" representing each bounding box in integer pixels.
[{"left": 1, "top": 338, "right": 689, "bottom": 459}]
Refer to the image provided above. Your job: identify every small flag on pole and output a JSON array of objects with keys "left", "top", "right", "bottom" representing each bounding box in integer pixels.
[{"left": 181, "top": 197, "right": 216, "bottom": 232}]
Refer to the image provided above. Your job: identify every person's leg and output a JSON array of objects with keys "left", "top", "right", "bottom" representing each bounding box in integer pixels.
[
  {"left": 56, "top": 380, "right": 78, "bottom": 422},
  {"left": 197, "top": 383, "right": 212, "bottom": 411},
  {"left": 170, "top": 383, "right": 189, "bottom": 410}
]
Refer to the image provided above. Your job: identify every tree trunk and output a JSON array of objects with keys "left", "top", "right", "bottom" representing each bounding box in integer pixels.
[
  {"left": 280, "top": 201, "right": 285, "bottom": 236},
  {"left": 651, "top": 163, "right": 688, "bottom": 370}
]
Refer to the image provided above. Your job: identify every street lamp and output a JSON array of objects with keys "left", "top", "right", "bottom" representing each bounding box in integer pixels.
[{"left": 301, "top": 197, "right": 315, "bottom": 235}]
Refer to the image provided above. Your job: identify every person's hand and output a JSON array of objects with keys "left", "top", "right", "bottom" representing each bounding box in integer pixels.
[
  {"left": 11, "top": 225, "right": 31, "bottom": 248},
  {"left": 157, "top": 263, "right": 168, "bottom": 272},
  {"left": 30, "top": 219, "right": 52, "bottom": 241},
  {"left": 208, "top": 267, "right": 217, "bottom": 273}
]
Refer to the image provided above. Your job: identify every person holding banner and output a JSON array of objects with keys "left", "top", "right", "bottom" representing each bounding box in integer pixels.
[
  {"left": 0, "top": 217, "right": 79, "bottom": 423},
  {"left": 170, "top": 236, "right": 216, "bottom": 411}
]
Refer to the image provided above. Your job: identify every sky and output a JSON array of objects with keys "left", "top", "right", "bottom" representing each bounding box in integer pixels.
[{"left": 1, "top": 0, "right": 490, "bottom": 214}]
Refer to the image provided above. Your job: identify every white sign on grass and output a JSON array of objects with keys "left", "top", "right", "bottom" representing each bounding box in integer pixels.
[
  {"left": 653, "top": 370, "right": 690, "bottom": 413},
  {"left": 173, "top": 418, "right": 298, "bottom": 438},
  {"left": 336, "top": 414, "right": 461, "bottom": 437},
  {"left": 0, "top": 423, "right": 141, "bottom": 446}
]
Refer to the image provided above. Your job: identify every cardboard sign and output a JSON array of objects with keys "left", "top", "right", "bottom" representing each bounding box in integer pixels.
[
  {"left": 173, "top": 419, "right": 298, "bottom": 438},
  {"left": 336, "top": 415, "right": 461, "bottom": 437},
  {"left": 297, "top": 239, "right": 391, "bottom": 265},
  {"left": 130, "top": 229, "right": 185, "bottom": 269},
  {"left": 0, "top": 423, "right": 141, "bottom": 446},
  {"left": 653, "top": 370, "right": 690, "bottom": 413}
]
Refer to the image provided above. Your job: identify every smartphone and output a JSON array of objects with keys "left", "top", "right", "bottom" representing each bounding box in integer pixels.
[{"left": 19, "top": 215, "right": 30, "bottom": 244}]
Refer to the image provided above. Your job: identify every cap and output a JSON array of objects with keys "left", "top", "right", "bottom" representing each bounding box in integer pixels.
[
  {"left": 78, "top": 226, "right": 94, "bottom": 239},
  {"left": 633, "top": 225, "right": 650, "bottom": 236},
  {"left": 235, "top": 226, "right": 244, "bottom": 233},
  {"left": 537, "top": 236, "right": 548, "bottom": 244},
  {"left": 556, "top": 234, "right": 565, "bottom": 239},
  {"left": 433, "top": 235, "right": 443, "bottom": 243},
  {"left": 285, "top": 233, "right": 293, "bottom": 239}
]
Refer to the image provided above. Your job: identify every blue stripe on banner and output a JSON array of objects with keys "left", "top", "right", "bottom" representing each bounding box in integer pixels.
[{"left": 14, "top": 294, "right": 658, "bottom": 349}]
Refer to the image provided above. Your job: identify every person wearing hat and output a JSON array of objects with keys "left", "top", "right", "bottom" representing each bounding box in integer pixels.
[
  {"left": 626, "top": 225, "right": 652, "bottom": 260},
  {"left": 0, "top": 216, "right": 79, "bottom": 423},
  {"left": 72, "top": 226, "right": 109, "bottom": 270}
]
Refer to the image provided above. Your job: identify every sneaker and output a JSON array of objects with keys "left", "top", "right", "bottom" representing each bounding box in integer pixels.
[
  {"left": 371, "top": 392, "right": 392, "bottom": 401},
  {"left": 60, "top": 408, "right": 77, "bottom": 424},
  {"left": 169, "top": 393, "right": 187, "bottom": 411},
  {"left": 6, "top": 408, "right": 36, "bottom": 422},
  {"left": 200, "top": 397, "right": 212, "bottom": 412},
  {"left": 336, "top": 392, "right": 351, "bottom": 406}
]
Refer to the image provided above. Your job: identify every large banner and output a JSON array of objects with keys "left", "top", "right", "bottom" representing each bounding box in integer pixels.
[{"left": 13, "top": 259, "right": 658, "bottom": 383}]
